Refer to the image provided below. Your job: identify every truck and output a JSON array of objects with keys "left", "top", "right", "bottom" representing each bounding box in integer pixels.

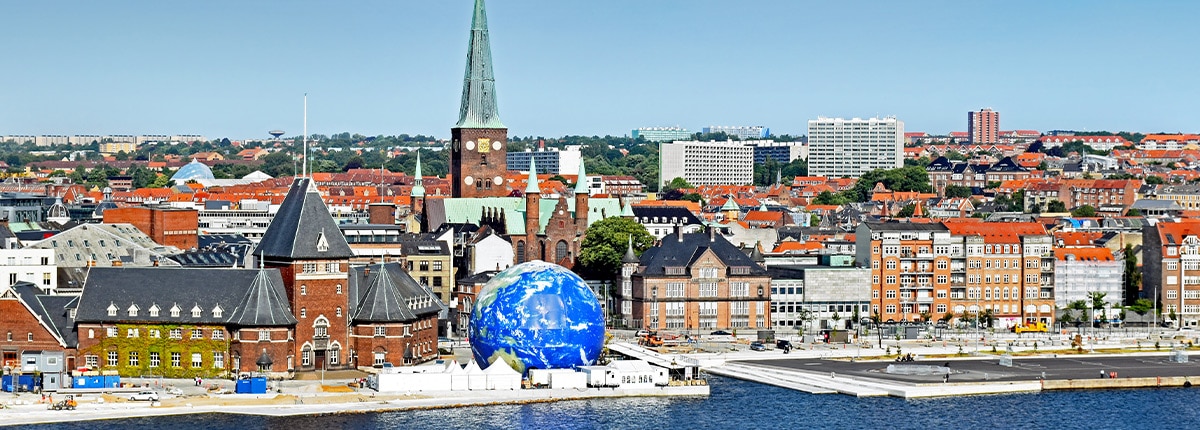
[{"left": 1012, "top": 321, "right": 1048, "bottom": 333}]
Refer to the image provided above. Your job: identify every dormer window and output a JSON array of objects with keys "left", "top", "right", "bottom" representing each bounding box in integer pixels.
[
  {"left": 170, "top": 304, "right": 181, "bottom": 318},
  {"left": 191, "top": 305, "right": 201, "bottom": 318},
  {"left": 149, "top": 304, "right": 160, "bottom": 317},
  {"left": 316, "top": 230, "right": 330, "bottom": 252},
  {"left": 107, "top": 303, "right": 117, "bottom": 317},
  {"left": 212, "top": 305, "right": 223, "bottom": 319},
  {"left": 127, "top": 304, "right": 139, "bottom": 317}
]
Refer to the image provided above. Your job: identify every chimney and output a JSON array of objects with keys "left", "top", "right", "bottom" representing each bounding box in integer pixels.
[
  {"left": 709, "top": 226, "right": 716, "bottom": 242},
  {"left": 675, "top": 224, "right": 684, "bottom": 242}
]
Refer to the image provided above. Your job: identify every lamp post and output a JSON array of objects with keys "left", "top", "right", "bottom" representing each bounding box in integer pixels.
[{"left": 651, "top": 286, "right": 658, "bottom": 331}]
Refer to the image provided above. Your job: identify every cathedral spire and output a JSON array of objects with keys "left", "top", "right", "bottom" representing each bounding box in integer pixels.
[
  {"left": 412, "top": 151, "right": 425, "bottom": 198},
  {"left": 525, "top": 157, "right": 540, "bottom": 194},
  {"left": 455, "top": 0, "right": 504, "bottom": 130}
]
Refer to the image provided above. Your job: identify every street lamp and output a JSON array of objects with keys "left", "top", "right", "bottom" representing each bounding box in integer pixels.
[{"left": 651, "top": 286, "right": 658, "bottom": 331}]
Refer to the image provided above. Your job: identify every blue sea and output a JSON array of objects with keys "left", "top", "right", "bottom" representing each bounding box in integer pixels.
[{"left": 23, "top": 376, "right": 1200, "bottom": 429}]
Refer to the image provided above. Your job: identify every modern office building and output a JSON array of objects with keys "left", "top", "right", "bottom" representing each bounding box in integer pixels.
[
  {"left": 659, "top": 140, "right": 754, "bottom": 187},
  {"left": 506, "top": 147, "right": 582, "bottom": 175},
  {"left": 632, "top": 127, "right": 693, "bottom": 142},
  {"left": 702, "top": 126, "right": 769, "bottom": 140},
  {"left": 807, "top": 117, "right": 903, "bottom": 178},
  {"left": 750, "top": 141, "right": 807, "bottom": 164},
  {"left": 968, "top": 108, "right": 999, "bottom": 144}
]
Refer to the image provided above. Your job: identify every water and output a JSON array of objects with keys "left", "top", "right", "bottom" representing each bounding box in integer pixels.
[{"left": 24, "top": 376, "right": 1200, "bottom": 429}]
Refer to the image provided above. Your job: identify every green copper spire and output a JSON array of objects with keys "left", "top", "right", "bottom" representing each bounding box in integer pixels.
[
  {"left": 412, "top": 151, "right": 425, "bottom": 198},
  {"left": 574, "top": 159, "right": 589, "bottom": 195},
  {"left": 525, "top": 157, "right": 540, "bottom": 194},
  {"left": 455, "top": 0, "right": 505, "bottom": 129}
]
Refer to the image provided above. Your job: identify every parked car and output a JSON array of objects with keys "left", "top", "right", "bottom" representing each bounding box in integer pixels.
[
  {"left": 710, "top": 330, "right": 732, "bottom": 336},
  {"left": 129, "top": 391, "right": 159, "bottom": 402},
  {"left": 635, "top": 329, "right": 651, "bottom": 338},
  {"left": 749, "top": 341, "right": 767, "bottom": 351},
  {"left": 776, "top": 339, "right": 793, "bottom": 351}
]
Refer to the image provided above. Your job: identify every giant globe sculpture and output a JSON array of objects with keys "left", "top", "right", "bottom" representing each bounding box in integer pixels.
[{"left": 469, "top": 261, "right": 605, "bottom": 374}]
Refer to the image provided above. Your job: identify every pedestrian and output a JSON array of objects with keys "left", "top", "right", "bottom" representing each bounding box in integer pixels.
[{"left": 1100, "top": 369, "right": 1105, "bottom": 379}]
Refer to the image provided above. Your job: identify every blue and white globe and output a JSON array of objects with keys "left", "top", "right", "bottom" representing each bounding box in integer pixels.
[{"left": 469, "top": 261, "right": 605, "bottom": 374}]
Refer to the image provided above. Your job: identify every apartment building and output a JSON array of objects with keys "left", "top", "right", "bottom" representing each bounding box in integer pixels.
[
  {"left": 505, "top": 147, "right": 582, "bottom": 175},
  {"left": 807, "top": 117, "right": 903, "bottom": 178},
  {"left": 1143, "top": 220, "right": 1200, "bottom": 328},
  {"left": 1138, "top": 134, "right": 1200, "bottom": 150},
  {"left": 702, "top": 126, "right": 769, "bottom": 140},
  {"left": 1038, "top": 135, "right": 1131, "bottom": 151},
  {"left": 1060, "top": 179, "right": 1140, "bottom": 210},
  {"left": 750, "top": 141, "right": 807, "bottom": 164},
  {"left": 1053, "top": 247, "right": 1123, "bottom": 313},
  {"left": 633, "top": 127, "right": 693, "bottom": 142},
  {"left": 944, "top": 222, "right": 1056, "bottom": 328},
  {"left": 659, "top": 140, "right": 754, "bottom": 187},
  {"left": 968, "top": 108, "right": 999, "bottom": 144},
  {"left": 855, "top": 222, "right": 953, "bottom": 323}
]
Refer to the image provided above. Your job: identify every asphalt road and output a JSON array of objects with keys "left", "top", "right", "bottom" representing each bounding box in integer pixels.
[{"left": 737, "top": 354, "right": 1200, "bottom": 383}]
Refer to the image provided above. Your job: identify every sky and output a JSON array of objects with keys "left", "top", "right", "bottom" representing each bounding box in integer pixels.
[{"left": 2, "top": 0, "right": 1199, "bottom": 140}]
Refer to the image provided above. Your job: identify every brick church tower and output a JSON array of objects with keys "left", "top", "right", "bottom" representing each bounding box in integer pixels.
[
  {"left": 450, "top": 0, "right": 509, "bottom": 198},
  {"left": 254, "top": 178, "right": 355, "bottom": 371}
]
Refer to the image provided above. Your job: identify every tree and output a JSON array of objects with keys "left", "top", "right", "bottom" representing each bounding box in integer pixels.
[
  {"left": 812, "top": 191, "right": 849, "bottom": 205},
  {"left": 1047, "top": 200, "right": 1067, "bottom": 213},
  {"left": 1128, "top": 298, "right": 1154, "bottom": 317},
  {"left": 943, "top": 185, "right": 973, "bottom": 198},
  {"left": 1071, "top": 205, "right": 1097, "bottom": 217},
  {"left": 576, "top": 217, "right": 655, "bottom": 281},
  {"left": 664, "top": 177, "right": 693, "bottom": 191},
  {"left": 843, "top": 166, "right": 932, "bottom": 202},
  {"left": 939, "top": 312, "right": 954, "bottom": 323},
  {"left": 896, "top": 204, "right": 916, "bottom": 218},
  {"left": 1126, "top": 208, "right": 1143, "bottom": 217},
  {"left": 1067, "top": 300, "right": 1089, "bottom": 328},
  {"left": 1122, "top": 244, "right": 1141, "bottom": 306},
  {"left": 1144, "top": 175, "right": 1164, "bottom": 185},
  {"left": 1089, "top": 292, "right": 1108, "bottom": 327}
]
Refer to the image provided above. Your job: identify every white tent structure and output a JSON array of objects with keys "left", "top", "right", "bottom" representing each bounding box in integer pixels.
[
  {"left": 444, "top": 359, "right": 469, "bottom": 391},
  {"left": 464, "top": 360, "right": 488, "bottom": 391},
  {"left": 483, "top": 359, "right": 522, "bottom": 390}
]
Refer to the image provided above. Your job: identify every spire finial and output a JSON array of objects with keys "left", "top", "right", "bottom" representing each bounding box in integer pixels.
[
  {"left": 525, "top": 157, "right": 540, "bottom": 194},
  {"left": 412, "top": 150, "right": 426, "bottom": 198},
  {"left": 574, "top": 158, "right": 589, "bottom": 195},
  {"left": 454, "top": 0, "right": 505, "bottom": 130}
]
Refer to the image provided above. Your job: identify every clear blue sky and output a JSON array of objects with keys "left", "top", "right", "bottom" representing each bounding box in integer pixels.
[{"left": 2, "top": 1, "right": 1198, "bottom": 140}]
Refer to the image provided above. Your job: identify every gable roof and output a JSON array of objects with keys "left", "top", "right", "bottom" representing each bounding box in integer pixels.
[
  {"left": 77, "top": 267, "right": 293, "bottom": 327},
  {"left": 254, "top": 178, "right": 354, "bottom": 260},
  {"left": 638, "top": 230, "right": 768, "bottom": 276},
  {"left": 225, "top": 268, "right": 297, "bottom": 326},
  {"left": 11, "top": 283, "right": 75, "bottom": 347}
]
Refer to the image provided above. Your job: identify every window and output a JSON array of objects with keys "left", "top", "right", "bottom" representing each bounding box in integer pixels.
[
  {"left": 171, "top": 305, "right": 180, "bottom": 318},
  {"left": 107, "top": 327, "right": 118, "bottom": 338},
  {"left": 149, "top": 352, "right": 160, "bottom": 368},
  {"left": 419, "top": 261, "right": 429, "bottom": 271},
  {"left": 937, "top": 275, "right": 947, "bottom": 284},
  {"left": 303, "top": 347, "right": 313, "bottom": 366},
  {"left": 191, "top": 306, "right": 201, "bottom": 318},
  {"left": 886, "top": 304, "right": 897, "bottom": 314},
  {"left": 336, "top": 307, "right": 343, "bottom": 317},
  {"left": 433, "top": 261, "right": 442, "bottom": 271},
  {"left": 699, "top": 282, "right": 717, "bottom": 297},
  {"left": 886, "top": 275, "right": 896, "bottom": 284},
  {"left": 169, "top": 328, "right": 182, "bottom": 339},
  {"left": 327, "top": 262, "right": 339, "bottom": 273},
  {"left": 303, "top": 263, "right": 317, "bottom": 273},
  {"left": 937, "top": 260, "right": 947, "bottom": 270},
  {"left": 886, "top": 260, "right": 896, "bottom": 270},
  {"left": 191, "top": 329, "right": 203, "bottom": 339},
  {"left": 126, "top": 328, "right": 139, "bottom": 338},
  {"left": 301, "top": 285, "right": 307, "bottom": 296},
  {"left": 214, "top": 352, "right": 225, "bottom": 369},
  {"left": 27, "top": 332, "right": 33, "bottom": 342},
  {"left": 373, "top": 351, "right": 385, "bottom": 366},
  {"left": 375, "top": 326, "right": 386, "bottom": 337},
  {"left": 730, "top": 282, "right": 749, "bottom": 297},
  {"left": 665, "top": 282, "right": 685, "bottom": 298},
  {"left": 107, "top": 304, "right": 117, "bottom": 317},
  {"left": 336, "top": 284, "right": 342, "bottom": 295},
  {"left": 301, "top": 307, "right": 306, "bottom": 318},
  {"left": 150, "top": 329, "right": 160, "bottom": 339},
  {"left": 258, "top": 330, "right": 271, "bottom": 341},
  {"left": 86, "top": 355, "right": 98, "bottom": 368},
  {"left": 1168, "top": 261, "right": 1179, "bottom": 271},
  {"left": 107, "top": 351, "right": 118, "bottom": 367},
  {"left": 149, "top": 305, "right": 160, "bottom": 317},
  {"left": 886, "top": 290, "right": 897, "bottom": 299},
  {"left": 212, "top": 306, "right": 223, "bottom": 318},
  {"left": 937, "top": 304, "right": 947, "bottom": 313},
  {"left": 171, "top": 352, "right": 181, "bottom": 368},
  {"left": 212, "top": 329, "right": 224, "bottom": 340},
  {"left": 128, "top": 351, "right": 139, "bottom": 367}
]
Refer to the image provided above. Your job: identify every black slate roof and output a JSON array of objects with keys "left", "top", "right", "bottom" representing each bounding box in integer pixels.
[
  {"left": 348, "top": 263, "right": 443, "bottom": 324},
  {"left": 77, "top": 267, "right": 295, "bottom": 327},
  {"left": 631, "top": 206, "right": 704, "bottom": 226},
  {"left": 12, "top": 283, "right": 77, "bottom": 347},
  {"left": 254, "top": 178, "right": 354, "bottom": 260},
  {"left": 638, "top": 231, "right": 768, "bottom": 276}
]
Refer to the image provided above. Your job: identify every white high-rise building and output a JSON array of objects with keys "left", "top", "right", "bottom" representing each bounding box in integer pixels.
[
  {"left": 659, "top": 140, "right": 754, "bottom": 187},
  {"left": 807, "top": 117, "right": 903, "bottom": 178}
]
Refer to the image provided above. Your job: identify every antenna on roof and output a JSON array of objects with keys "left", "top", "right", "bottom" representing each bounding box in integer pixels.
[{"left": 302, "top": 93, "right": 308, "bottom": 179}]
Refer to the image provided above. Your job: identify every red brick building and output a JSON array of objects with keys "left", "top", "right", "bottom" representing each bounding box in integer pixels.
[{"left": 103, "top": 207, "right": 199, "bottom": 250}]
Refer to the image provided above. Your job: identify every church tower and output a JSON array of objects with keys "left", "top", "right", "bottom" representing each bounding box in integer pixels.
[
  {"left": 450, "top": 0, "right": 508, "bottom": 198},
  {"left": 522, "top": 158, "right": 541, "bottom": 263}
]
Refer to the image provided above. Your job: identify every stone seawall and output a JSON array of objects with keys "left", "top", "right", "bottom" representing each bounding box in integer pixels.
[{"left": 1041, "top": 376, "right": 1198, "bottom": 390}]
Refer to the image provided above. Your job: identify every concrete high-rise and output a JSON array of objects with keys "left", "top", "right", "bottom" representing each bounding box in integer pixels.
[
  {"left": 450, "top": 0, "right": 509, "bottom": 198},
  {"left": 968, "top": 108, "right": 999, "bottom": 144},
  {"left": 807, "top": 117, "right": 903, "bottom": 179},
  {"left": 659, "top": 141, "right": 754, "bottom": 187}
]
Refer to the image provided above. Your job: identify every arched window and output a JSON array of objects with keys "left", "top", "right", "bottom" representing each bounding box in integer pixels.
[
  {"left": 555, "top": 240, "right": 569, "bottom": 263},
  {"left": 301, "top": 345, "right": 313, "bottom": 367},
  {"left": 516, "top": 241, "right": 526, "bottom": 263},
  {"left": 329, "top": 342, "right": 341, "bottom": 366}
]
